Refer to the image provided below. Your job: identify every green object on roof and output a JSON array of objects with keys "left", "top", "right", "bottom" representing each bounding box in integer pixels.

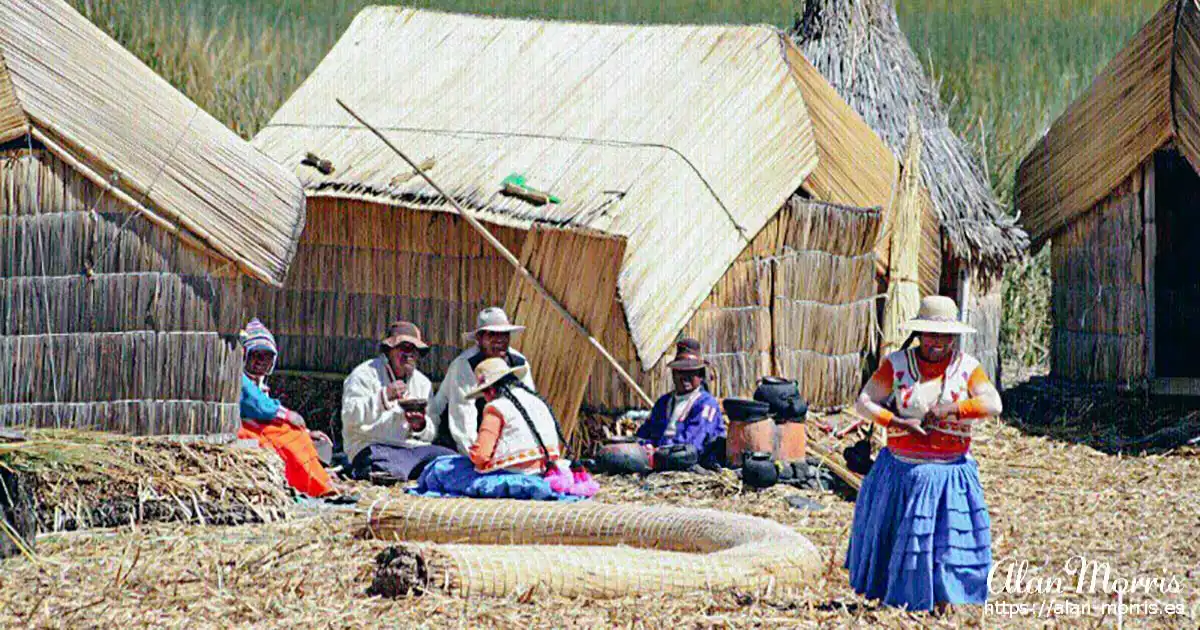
[{"left": 502, "top": 173, "right": 560, "bottom": 204}]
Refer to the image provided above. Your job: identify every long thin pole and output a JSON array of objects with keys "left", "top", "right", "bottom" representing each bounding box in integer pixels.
[{"left": 337, "top": 98, "right": 655, "bottom": 407}]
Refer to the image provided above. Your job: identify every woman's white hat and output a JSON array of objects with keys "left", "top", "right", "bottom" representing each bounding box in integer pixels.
[
  {"left": 462, "top": 307, "right": 525, "bottom": 342},
  {"left": 901, "top": 296, "right": 976, "bottom": 335},
  {"left": 465, "top": 357, "right": 529, "bottom": 399}
]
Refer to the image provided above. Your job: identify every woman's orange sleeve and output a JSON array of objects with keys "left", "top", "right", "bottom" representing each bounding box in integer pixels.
[
  {"left": 957, "top": 366, "right": 996, "bottom": 419},
  {"left": 468, "top": 407, "right": 505, "bottom": 469}
]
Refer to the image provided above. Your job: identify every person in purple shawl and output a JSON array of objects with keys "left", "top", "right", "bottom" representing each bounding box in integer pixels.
[{"left": 636, "top": 338, "right": 726, "bottom": 469}]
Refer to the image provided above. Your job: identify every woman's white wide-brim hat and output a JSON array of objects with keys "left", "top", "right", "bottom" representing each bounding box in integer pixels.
[
  {"left": 462, "top": 306, "right": 525, "bottom": 342},
  {"left": 901, "top": 295, "right": 977, "bottom": 335},
  {"left": 464, "top": 357, "right": 529, "bottom": 399}
]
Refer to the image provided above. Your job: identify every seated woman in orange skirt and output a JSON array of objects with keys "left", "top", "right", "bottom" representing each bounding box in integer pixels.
[{"left": 237, "top": 318, "right": 338, "bottom": 498}]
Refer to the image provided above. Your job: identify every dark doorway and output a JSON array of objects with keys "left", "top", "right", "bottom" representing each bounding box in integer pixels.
[{"left": 1153, "top": 149, "right": 1200, "bottom": 378}]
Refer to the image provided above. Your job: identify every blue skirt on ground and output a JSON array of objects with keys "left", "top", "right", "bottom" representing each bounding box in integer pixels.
[
  {"left": 410, "top": 455, "right": 583, "bottom": 502},
  {"left": 845, "top": 448, "right": 992, "bottom": 611}
]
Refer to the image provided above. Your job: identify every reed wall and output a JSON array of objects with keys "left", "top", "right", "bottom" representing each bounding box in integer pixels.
[
  {"left": 0, "top": 147, "right": 241, "bottom": 434},
  {"left": 245, "top": 197, "right": 525, "bottom": 381},
  {"left": 959, "top": 271, "right": 1004, "bottom": 384},
  {"left": 584, "top": 196, "right": 880, "bottom": 412},
  {"left": 771, "top": 198, "right": 880, "bottom": 410},
  {"left": 1050, "top": 168, "right": 1147, "bottom": 383}
]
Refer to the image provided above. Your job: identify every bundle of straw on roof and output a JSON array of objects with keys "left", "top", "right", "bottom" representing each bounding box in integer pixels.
[
  {"left": 881, "top": 118, "right": 925, "bottom": 357},
  {"left": 362, "top": 496, "right": 821, "bottom": 599},
  {"left": 0, "top": 429, "right": 292, "bottom": 532}
]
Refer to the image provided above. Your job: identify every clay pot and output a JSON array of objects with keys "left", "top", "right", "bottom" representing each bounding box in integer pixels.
[
  {"left": 725, "top": 398, "right": 774, "bottom": 468},
  {"left": 596, "top": 437, "right": 652, "bottom": 474},
  {"left": 753, "top": 377, "right": 808, "bottom": 422},
  {"left": 741, "top": 452, "right": 779, "bottom": 489},
  {"left": 775, "top": 419, "right": 808, "bottom": 462}
]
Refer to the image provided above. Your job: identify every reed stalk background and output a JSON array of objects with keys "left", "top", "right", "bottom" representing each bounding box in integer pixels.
[{"left": 67, "top": 0, "right": 1167, "bottom": 373}]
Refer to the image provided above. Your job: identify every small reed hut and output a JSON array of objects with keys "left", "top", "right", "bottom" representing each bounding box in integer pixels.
[
  {"left": 252, "top": 7, "right": 899, "bottom": 434},
  {"left": 0, "top": 0, "right": 305, "bottom": 433},
  {"left": 1016, "top": 0, "right": 1200, "bottom": 394},
  {"left": 793, "top": 0, "right": 1030, "bottom": 381}
]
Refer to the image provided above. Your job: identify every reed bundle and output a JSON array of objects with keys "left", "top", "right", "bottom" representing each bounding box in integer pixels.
[
  {"left": 0, "top": 401, "right": 239, "bottom": 436},
  {"left": 1, "top": 331, "right": 239, "bottom": 404},
  {"left": 775, "top": 251, "right": 877, "bottom": 305},
  {"left": 774, "top": 300, "right": 876, "bottom": 359},
  {"left": 778, "top": 197, "right": 882, "bottom": 257},
  {"left": 362, "top": 496, "right": 821, "bottom": 599},
  {"left": 772, "top": 200, "right": 880, "bottom": 410},
  {"left": 881, "top": 121, "right": 925, "bottom": 356},
  {"left": 0, "top": 272, "right": 241, "bottom": 336},
  {"left": 0, "top": 429, "right": 291, "bottom": 532},
  {"left": 504, "top": 225, "right": 624, "bottom": 438}
]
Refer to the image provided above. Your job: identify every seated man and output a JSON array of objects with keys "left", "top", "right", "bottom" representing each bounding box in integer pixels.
[
  {"left": 342, "top": 321, "right": 457, "bottom": 481},
  {"left": 237, "top": 318, "right": 336, "bottom": 497},
  {"left": 636, "top": 338, "right": 726, "bottom": 469},
  {"left": 430, "top": 307, "right": 536, "bottom": 455}
]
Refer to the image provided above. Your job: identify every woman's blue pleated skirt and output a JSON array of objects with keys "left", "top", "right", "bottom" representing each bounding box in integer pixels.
[{"left": 845, "top": 448, "right": 992, "bottom": 611}]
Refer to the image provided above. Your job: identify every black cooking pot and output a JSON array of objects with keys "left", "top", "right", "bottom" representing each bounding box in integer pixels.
[
  {"left": 741, "top": 451, "right": 779, "bottom": 489},
  {"left": 596, "top": 436, "right": 651, "bottom": 475},
  {"left": 723, "top": 397, "right": 772, "bottom": 423},
  {"left": 654, "top": 444, "right": 699, "bottom": 471},
  {"left": 754, "top": 377, "right": 808, "bottom": 422},
  {"left": 843, "top": 439, "right": 874, "bottom": 476}
]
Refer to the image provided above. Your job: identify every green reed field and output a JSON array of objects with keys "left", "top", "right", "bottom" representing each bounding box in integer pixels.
[{"left": 72, "top": 0, "right": 1166, "bottom": 371}]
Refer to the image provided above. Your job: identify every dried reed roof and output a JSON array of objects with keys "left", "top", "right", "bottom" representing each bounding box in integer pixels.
[
  {"left": 792, "top": 0, "right": 1028, "bottom": 277},
  {"left": 1016, "top": 0, "right": 1200, "bottom": 250},
  {"left": 0, "top": 0, "right": 305, "bottom": 286},
  {"left": 253, "top": 6, "right": 822, "bottom": 368}
]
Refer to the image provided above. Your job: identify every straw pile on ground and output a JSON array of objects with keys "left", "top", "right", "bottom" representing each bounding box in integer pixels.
[
  {"left": 362, "top": 496, "right": 821, "bottom": 599},
  {"left": 1, "top": 417, "right": 1198, "bottom": 627},
  {"left": 0, "top": 429, "right": 292, "bottom": 533}
]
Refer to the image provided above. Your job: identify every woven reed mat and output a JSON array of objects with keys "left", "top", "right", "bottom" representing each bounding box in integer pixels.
[{"left": 361, "top": 496, "right": 822, "bottom": 599}]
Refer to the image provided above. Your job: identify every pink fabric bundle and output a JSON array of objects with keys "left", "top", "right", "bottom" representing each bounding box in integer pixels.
[
  {"left": 544, "top": 461, "right": 574, "bottom": 494},
  {"left": 544, "top": 460, "right": 599, "bottom": 498}
]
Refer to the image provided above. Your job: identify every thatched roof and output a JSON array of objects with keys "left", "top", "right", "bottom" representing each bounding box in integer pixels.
[
  {"left": 1016, "top": 0, "right": 1198, "bottom": 250},
  {"left": 254, "top": 7, "right": 831, "bottom": 369},
  {"left": 0, "top": 0, "right": 305, "bottom": 286},
  {"left": 792, "top": 0, "right": 1028, "bottom": 277}
]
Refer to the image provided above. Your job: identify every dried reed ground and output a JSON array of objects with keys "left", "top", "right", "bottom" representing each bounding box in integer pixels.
[{"left": 1, "top": 418, "right": 1197, "bottom": 629}]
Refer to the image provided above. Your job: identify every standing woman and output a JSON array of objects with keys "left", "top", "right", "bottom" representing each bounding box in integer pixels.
[{"left": 846, "top": 296, "right": 1001, "bottom": 613}]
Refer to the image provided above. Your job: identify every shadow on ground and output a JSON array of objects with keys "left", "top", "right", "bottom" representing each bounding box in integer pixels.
[{"left": 1001, "top": 376, "right": 1200, "bottom": 454}]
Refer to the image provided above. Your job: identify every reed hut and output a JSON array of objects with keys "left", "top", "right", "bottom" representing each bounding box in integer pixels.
[
  {"left": 252, "top": 7, "right": 897, "bottom": 433},
  {"left": 1016, "top": 0, "right": 1200, "bottom": 394},
  {"left": 0, "top": 0, "right": 305, "bottom": 434},
  {"left": 793, "top": 0, "right": 1030, "bottom": 380}
]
